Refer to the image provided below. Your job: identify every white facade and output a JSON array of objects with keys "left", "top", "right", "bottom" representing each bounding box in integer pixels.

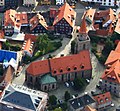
[
  {"left": 56, "top": 0, "right": 64, "bottom": 5},
  {"left": 0, "top": 0, "right": 4, "bottom": 6},
  {"left": 99, "top": 79, "right": 120, "bottom": 97},
  {"left": 23, "top": 0, "right": 36, "bottom": 6}
]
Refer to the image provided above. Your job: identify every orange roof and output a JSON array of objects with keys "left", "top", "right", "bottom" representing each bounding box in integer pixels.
[
  {"left": 115, "top": 19, "right": 120, "bottom": 34},
  {"left": 0, "top": 42, "right": 2, "bottom": 50},
  {"left": 24, "top": 34, "right": 36, "bottom": 42},
  {"left": 4, "top": 66, "right": 14, "bottom": 84},
  {"left": 101, "top": 60, "right": 120, "bottom": 83},
  {"left": 15, "top": 13, "right": 28, "bottom": 24},
  {"left": 0, "top": 30, "right": 4, "bottom": 39},
  {"left": 79, "top": 15, "right": 87, "bottom": 34},
  {"left": 53, "top": 3, "right": 76, "bottom": 27},
  {"left": 83, "top": 105, "right": 96, "bottom": 111},
  {"left": 26, "top": 60, "right": 50, "bottom": 76},
  {"left": 26, "top": 50, "right": 92, "bottom": 76},
  {"left": 105, "top": 50, "right": 120, "bottom": 65},
  {"left": 94, "top": 92, "right": 111, "bottom": 106},
  {"left": 4, "top": 9, "right": 17, "bottom": 26},
  {"left": 29, "top": 14, "right": 48, "bottom": 31},
  {"left": 50, "top": 50, "right": 92, "bottom": 76},
  {"left": 115, "top": 41, "right": 120, "bottom": 53}
]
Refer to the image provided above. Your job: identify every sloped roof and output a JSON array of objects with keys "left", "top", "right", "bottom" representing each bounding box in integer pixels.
[
  {"left": 29, "top": 14, "right": 48, "bottom": 31},
  {"left": 83, "top": 105, "right": 96, "bottom": 111},
  {"left": 26, "top": 60, "right": 50, "bottom": 76},
  {"left": 93, "top": 92, "right": 111, "bottom": 106},
  {"left": 115, "top": 41, "right": 120, "bottom": 53},
  {"left": 40, "top": 74, "right": 56, "bottom": 84},
  {"left": 53, "top": 2, "right": 76, "bottom": 27}
]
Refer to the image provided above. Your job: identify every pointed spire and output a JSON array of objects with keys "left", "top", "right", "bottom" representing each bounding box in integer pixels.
[{"left": 79, "top": 14, "right": 87, "bottom": 34}]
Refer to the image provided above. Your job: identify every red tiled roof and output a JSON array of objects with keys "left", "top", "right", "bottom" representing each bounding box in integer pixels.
[
  {"left": 15, "top": 13, "right": 28, "bottom": 24},
  {"left": 0, "top": 30, "right": 4, "bottom": 39},
  {"left": 26, "top": 60, "right": 50, "bottom": 76},
  {"left": 24, "top": 34, "right": 36, "bottom": 42},
  {"left": 83, "top": 105, "right": 96, "bottom": 111},
  {"left": 50, "top": 50, "right": 92, "bottom": 76},
  {"left": 93, "top": 92, "right": 111, "bottom": 106},
  {"left": 29, "top": 14, "right": 48, "bottom": 31},
  {"left": 26, "top": 50, "right": 92, "bottom": 76},
  {"left": 50, "top": 8, "right": 58, "bottom": 18},
  {"left": 115, "top": 41, "right": 120, "bottom": 53},
  {"left": 53, "top": 2, "right": 76, "bottom": 27},
  {"left": 4, "top": 9, "right": 17, "bottom": 26}
]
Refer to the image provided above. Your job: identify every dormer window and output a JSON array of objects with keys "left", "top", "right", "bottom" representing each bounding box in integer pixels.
[
  {"left": 60, "top": 68, "right": 63, "bottom": 73},
  {"left": 100, "top": 99, "right": 103, "bottom": 103},
  {"left": 74, "top": 66, "right": 77, "bottom": 70},
  {"left": 105, "top": 97, "right": 108, "bottom": 101},
  {"left": 80, "top": 65, "right": 84, "bottom": 69},
  {"left": 53, "top": 70, "right": 57, "bottom": 74},
  {"left": 67, "top": 67, "right": 71, "bottom": 71}
]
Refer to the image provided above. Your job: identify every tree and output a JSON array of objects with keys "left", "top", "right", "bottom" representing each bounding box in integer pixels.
[
  {"left": 102, "top": 38, "right": 114, "bottom": 56},
  {"left": 71, "top": 40, "right": 76, "bottom": 54},
  {"left": 54, "top": 107, "right": 62, "bottom": 111},
  {"left": 61, "top": 102, "right": 67, "bottom": 111},
  {"left": 73, "top": 78, "right": 86, "bottom": 90},
  {"left": 36, "top": 34, "right": 49, "bottom": 54},
  {"left": 64, "top": 91, "right": 71, "bottom": 102},
  {"left": 48, "top": 95, "right": 57, "bottom": 106}
]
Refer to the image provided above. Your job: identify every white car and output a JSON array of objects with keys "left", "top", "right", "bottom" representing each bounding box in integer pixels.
[
  {"left": 65, "top": 82, "right": 69, "bottom": 87},
  {"left": 111, "top": 103, "right": 115, "bottom": 107}
]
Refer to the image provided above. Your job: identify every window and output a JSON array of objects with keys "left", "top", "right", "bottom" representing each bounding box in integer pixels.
[
  {"left": 44, "top": 86, "right": 47, "bottom": 90},
  {"left": 30, "top": 76, "right": 32, "bottom": 82},
  {"left": 52, "top": 84, "right": 55, "bottom": 89}
]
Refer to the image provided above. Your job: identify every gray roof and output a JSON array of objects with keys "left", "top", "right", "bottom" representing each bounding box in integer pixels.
[
  {"left": 1, "top": 84, "right": 46, "bottom": 111},
  {"left": 69, "top": 94, "right": 95, "bottom": 110}
]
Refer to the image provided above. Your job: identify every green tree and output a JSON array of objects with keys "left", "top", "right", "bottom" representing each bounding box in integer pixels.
[
  {"left": 48, "top": 95, "right": 57, "bottom": 106},
  {"left": 64, "top": 91, "right": 71, "bottom": 102},
  {"left": 71, "top": 40, "right": 76, "bottom": 54},
  {"left": 102, "top": 38, "right": 114, "bottom": 56},
  {"left": 73, "top": 78, "right": 86, "bottom": 90},
  {"left": 36, "top": 34, "right": 49, "bottom": 54},
  {"left": 54, "top": 107, "right": 62, "bottom": 111},
  {"left": 61, "top": 102, "right": 67, "bottom": 111}
]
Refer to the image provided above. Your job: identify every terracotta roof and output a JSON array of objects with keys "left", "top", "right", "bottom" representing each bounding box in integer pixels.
[
  {"left": 15, "top": 13, "right": 28, "bottom": 24},
  {"left": 0, "top": 30, "right": 4, "bottom": 39},
  {"left": 53, "top": 2, "right": 76, "bottom": 27},
  {"left": 93, "top": 92, "right": 111, "bottom": 106},
  {"left": 115, "top": 41, "right": 120, "bottom": 53},
  {"left": 101, "top": 60, "right": 120, "bottom": 83},
  {"left": 105, "top": 50, "right": 120, "bottom": 66},
  {"left": 24, "top": 34, "right": 36, "bottom": 42},
  {"left": 26, "top": 50, "right": 92, "bottom": 76},
  {"left": 115, "top": 19, "right": 120, "bottom": 34},
  {"left": 83, "top": 105, "right": 96, "bottom": 111},
  {"left": 4, "top": 66, "right": 14, "bottom": 84},
  {"left": 50, "top": 50, "right": 92, "bottom": 76},
  {"left": 26, "top": 60, "right": 50, "bottom": 76},
  {"left": 79, "top": 15, "right": 87, "bottom": 34},
  {"left": 4, "top": 9, "right": 17, "bottom": 26},
  {"left": 50, "top": 8, "right": 58, "bottom": 18},
  {"left": 29, "top": 14, "right": 48, "bottom": 31}
]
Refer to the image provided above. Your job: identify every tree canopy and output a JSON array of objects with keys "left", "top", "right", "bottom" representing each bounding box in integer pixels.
[{"left": 48, "top": 95, "right": 57, "bottom": 106}]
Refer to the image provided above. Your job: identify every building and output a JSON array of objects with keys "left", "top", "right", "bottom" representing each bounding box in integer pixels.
[
  {"left": 26, "top": 50, "right": 92, "bottom": 91},
  {"left": 0, "top": 30, "right": 5, "bottom": 50},
  {"left": 0, "top": 0, "right": 4, "bottom": 11},
  {"left": 56, "top": 0, "right": 64, "bottom": 5},
  {"left": 99, "top": 42, "right": 120, "bottom": 97},
  {"left": 21, "top": 34, "right": 36, "bottom": 57},
  {"left": 23, "top": 0, "right": 37, "bottom": 7},
  {"left": 0, "top": 84, "right": 48, "bottom": 111},
  {"left": 93, "top": 92, "right": 112, "bottom": 110},
  {"left": 89, "top": 8, "right": 116, "bottom": 38},
  {"left": 53, "top": 2, "right": 76, "bottom": 35},
  {"left": 82, "top": 105, "right": 96, "bottom": 111},
  {"left": 4, "top": 0, "right": 19, "bottom": 9},
  {"left": 116, "top": 105, "right": 120, "bottom": 111},
  {"left": 68, "top": 93, "right": 95, "bottom": 111},
  {"left": 74, "top": 15, "right": 90, "bottom": 54},
  {"left": 81, "top": 0, "right": 117, "bottom": 7},
  {"left": 29, "top": 14, "right": 48, "bottom": 34}
]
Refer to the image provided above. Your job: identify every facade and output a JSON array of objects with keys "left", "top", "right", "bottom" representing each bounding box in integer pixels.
[
  {"left": 0, "top": 84, "right": 48, "bottom": 111},
  {"left": 74, "top": 15, "right": 90, "bottom": 54},
  {"left": 53, "top": 3, "right": 76, "bottom": 35},
  {"left": 23, "top": 0, "right": 37, "bottom": 7},
  {"left": 93, "top": 92, "right": 112, "bottom": 110},
  {"left": 68, "top": 94, "right": 95, "bottom": 111},
  {"left": 29, "top": 14, "right": 48, "bottom": 34},
  {"left": 26, "top": 50, "right": 92, "bottom": 91},
  {"left": 21, "top": 34, "right": 36, "bottom": 57},
  {"left": 4, "top": 0, "right": 19, "bottom": 9},
  {"left": 99, "top": 42, "right": 120, "bottom": 97}
]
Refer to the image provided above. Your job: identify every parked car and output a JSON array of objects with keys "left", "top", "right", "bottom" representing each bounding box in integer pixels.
[
  {"left": 96, "top": 84, "right": 101, "bottom": 89},
  {"left": 111, "top": 103, "right": 115, "bottom": 107},
  {"left": 71, "top": 81, "right": 74, "bottom": 86},
  {"left": 65, "top": 82, "right": 69, "bottom": 87},
  {"left": 58, "top": 99, "right": 63, "bottom": 104},
  {"left": 72, "top": 95, "right": 76, "bottom": 98},
  {"left": 86, "top": 79, "right": 90, "bottom": 84}
]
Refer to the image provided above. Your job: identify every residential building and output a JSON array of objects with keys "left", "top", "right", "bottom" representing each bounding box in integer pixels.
[
  {"left": 23, "top": 0, "right": 37, "bottom": 7},
  {"left": 82, "top": 105, "right": 96, "bottom": 111},
  {"left": 29, "top": 14, "right": 48, "bottom": 34},
  {"left": 0, "top": 84, "right": 48, "bottom": 111},
  {"left": 68, "top": 94, "right": 95, "bottom": 111},
  {"left": 93, "top": 92, "right": 112, "bottom": 110},
  {"left": 99, "top": 42, "right": 120, "bottom": 97},
  {"left": 89, "top": 8, "right": 116, "bottom": 38},
  {"left": 26, "top": 50, "right": 92, "bottom": 91},
  {"left": 4, "top": 0, "right": 19, "bottom": 9},
  {"left": 0, "top": 0, "right": 4, "bottom": 11},
  {"left": 81, "top": 0, "right": 118, "bottom": 7},
  {"left": 53, "top": 2, "right": 76, "bottom": 35},
  {"left": 74, "top": 15, "right": 90, "bottom": 54},
  {"left": 0, "top": 30, "right": 5, "bottom": 49},
  {"left": 56, "top": 0, "right": 64, "bottom": 5},
  {"left": 116, "top": 105, "right": 120, "bottom": 111},
  {"left": 21, "top": 34, "right": 36, "bottom": 57}
]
